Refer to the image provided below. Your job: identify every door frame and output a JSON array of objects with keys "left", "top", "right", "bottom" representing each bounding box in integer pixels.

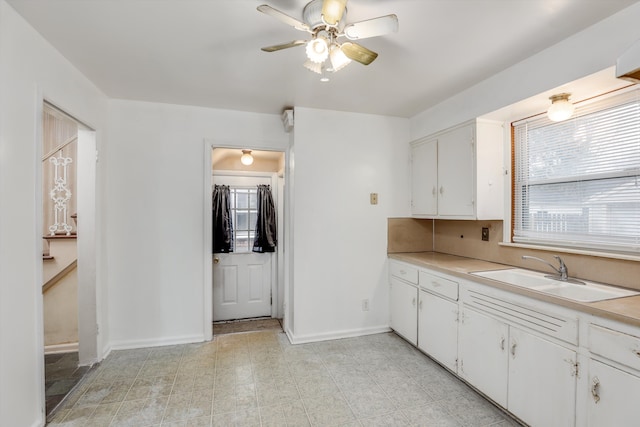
[
  {"left": 35, "top": 94, "right": 100, "bottom": 418},
  {"left": 211, "top": 171, "right": 280, "bottom": 321},
  {"left": 202, "top": 141, "right": 289, "bottom": 341}
]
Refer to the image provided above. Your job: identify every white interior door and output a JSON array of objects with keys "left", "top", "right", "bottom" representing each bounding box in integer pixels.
[
  {"left": 213, "top": 252, "right": 272, "bottom": 321},
  {"left": 212, "top": 174, "right": 275, "bottom": 321}
]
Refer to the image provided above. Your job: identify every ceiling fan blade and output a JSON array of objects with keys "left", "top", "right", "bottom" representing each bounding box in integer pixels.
[
  {"left": 261, "top": 40, "right": 307, "bottom": 52},
  {"left": 343, "top": 14, "right": 399, "bottom": 40},
  {"left": 341, "top": 42, "right": 378, "bottom": 65},
  {"left": 322, "top": 0, "right": 347, "bottom": 26},
  {"left": 257, "top": 4, "right": 310, "bottom": 32}
]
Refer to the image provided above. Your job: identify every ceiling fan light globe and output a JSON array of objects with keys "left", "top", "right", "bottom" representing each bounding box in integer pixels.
[
  {"left": 330, "top": 45, "right": 351, "bottom": 71},
  {"left": 303, "top": 60, "right": 323, "bottom": 74},
  {"left": 306, "top": 37, "right": 329, "bottom": 63}
]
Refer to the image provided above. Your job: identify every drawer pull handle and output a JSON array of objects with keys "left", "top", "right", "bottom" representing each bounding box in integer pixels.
[
  {"left": 432, "top": 186, "right": 436, "bottom": 196},
  {"left": 500, "top": 337, "right": 505, "bottom": 351},
  {"left": 412, "top": 297, "right": 416, "bottom": 307},
  {"left": 591, "top": 377, "right": 600, "bottom": 404},
  {"left": 634, "top": 350, "right": 640, "bottom": 358},
  {"left": 511, "top": 341, "right": 517, "bottom": 357},
  {"left": 431, "top": 281, "right": 441, "bottom": 287},
  {"left": 419, "top": 300, "right": 423, "bottom": 310}
]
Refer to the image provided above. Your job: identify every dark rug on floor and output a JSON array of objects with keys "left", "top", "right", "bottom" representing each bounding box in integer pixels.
[{"left": 213, "top": 317, "right": 283, "bottom": 335}]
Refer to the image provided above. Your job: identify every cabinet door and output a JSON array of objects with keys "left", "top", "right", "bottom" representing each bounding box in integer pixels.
[
  {"left": 458, "top": 307, "right": 508, "bottom": 407},
  {"left": 390, "top": 278, "right": 418, "bottom": 345},
  {"left": 508, "top": 327, "right": 576, "bottom": 427},
  {"left": 411, "top": 139, "right": 438, "bottom": 216},
  {"left": 588, "top": 359, "right": 640, "bottom": 426},
  {"left": 437, "top": 124, "right": 475, "bottom": 217},
  {"left": 418, "top": 290, "right": 458, "bottom": 372}
]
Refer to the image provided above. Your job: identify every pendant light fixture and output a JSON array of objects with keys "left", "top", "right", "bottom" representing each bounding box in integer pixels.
[
  {"left": 240, "top": 150, "right": 254, "bottom": 166},
  {"left": 547, "top": 93, "right": 575, "bottom": 122}
]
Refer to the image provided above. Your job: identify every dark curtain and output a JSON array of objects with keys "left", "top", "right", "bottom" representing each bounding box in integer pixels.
[
  {"left": 253, "top": 184, "right": 277, "bottom": 253},
  {"left": 212, "top": 184, "right": 233, "bottom": 253}
]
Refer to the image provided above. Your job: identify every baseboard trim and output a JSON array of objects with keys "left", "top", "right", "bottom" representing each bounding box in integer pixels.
[
  {"left": 107, "top": 334, "right": 206, "bottom": 352},
  {"left": 44, "top": 342, "right": 79, "bottom": 354},
  {"left": 287, "top": 325, "right": 391, "bottom": 344}
]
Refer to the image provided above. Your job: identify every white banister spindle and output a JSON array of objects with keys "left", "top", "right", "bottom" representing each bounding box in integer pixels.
[{"left": 48, "top": 151, "right": 73, "bottom": 236}]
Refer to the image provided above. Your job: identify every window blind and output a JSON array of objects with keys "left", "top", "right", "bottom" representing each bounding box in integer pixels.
[{"left": 513, "top": 87, "right": 640, "bottom": 254}]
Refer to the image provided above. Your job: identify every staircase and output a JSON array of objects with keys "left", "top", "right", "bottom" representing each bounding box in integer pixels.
[{"left": 43, "top": 232, "right": 78, "bottom": 353}]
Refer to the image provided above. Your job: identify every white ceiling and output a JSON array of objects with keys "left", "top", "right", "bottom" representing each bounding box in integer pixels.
[{"left": 7, "top": 0, "right": 638, "bottom": 118}]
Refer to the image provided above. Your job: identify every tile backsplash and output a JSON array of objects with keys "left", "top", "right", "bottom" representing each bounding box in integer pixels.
[{"left": 388, "top": 218, "right": 640, "bottom": 291}]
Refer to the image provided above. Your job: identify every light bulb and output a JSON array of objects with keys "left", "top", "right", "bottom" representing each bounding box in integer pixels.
[
  {"left": 329, "top": 44, "right": 351, "bottom": 72},
  {"left": 306, "top": 37, "right": 329, "bottom": 63},
  {"left": 547, "top": 93, "right": 575, "bottom": 122},
  {"left": 303, "top": 60, "right": 322, "bottom": 74},
  {"left": 240, "top": 150, "right": 253, "bottom": 166}
]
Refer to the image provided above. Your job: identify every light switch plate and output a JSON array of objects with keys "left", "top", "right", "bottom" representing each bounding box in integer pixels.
[{"left": 370, "top": 193, "right": 378, "bottom": 205}]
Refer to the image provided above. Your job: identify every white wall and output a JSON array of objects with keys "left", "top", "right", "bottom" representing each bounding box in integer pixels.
[
  {"left": 410, "top": 2, "right": 640, "bottom": 140},
  {"left": 0, "top": 1, "right": 108, "bottom": 425},
  {"left": 105, "top": 100, "right": 288, "bottom": 349},
  {"left": 289, "top": 107, "right": 410, "bottom": 342}
]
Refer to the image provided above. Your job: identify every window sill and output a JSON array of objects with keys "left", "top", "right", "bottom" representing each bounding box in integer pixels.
[{"left": 498, "top": 242, "right": 640, "bottom": 262}]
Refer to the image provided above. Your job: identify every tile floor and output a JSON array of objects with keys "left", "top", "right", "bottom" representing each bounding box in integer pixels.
[
  {"left": 45, "top": 352, "right": 91, "bottom": 416},
  {"left": 47, "top": 330, "right": 522, "bottom": 426}
]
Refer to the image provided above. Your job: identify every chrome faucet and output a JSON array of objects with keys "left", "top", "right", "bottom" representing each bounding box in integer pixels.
[{"left": 522, "top": 255, "right": 568, "bottom": 281}]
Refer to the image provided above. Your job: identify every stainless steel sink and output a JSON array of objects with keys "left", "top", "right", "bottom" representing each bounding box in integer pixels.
[{"left": 471, "top": 268, "right": 640, "bottom": 302}]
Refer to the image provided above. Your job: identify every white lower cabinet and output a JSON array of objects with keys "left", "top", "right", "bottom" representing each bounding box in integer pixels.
[
  {"left": 587, "top": 359, "right": 640, "bottom": 426},
  {"left": 508, "top": 326, "right": 577, "bottom": 427},
  {"left": 418, "top": 289, "right": 458, "bottom": 372},
  {"left": 458, "top": 306, "right": 509, "bottom": 406},
  {"left": 586, "top": 323, "right": 640, "bottom": 426},
  {"left": 390, "top": 276, "right": 418, "bottom": 345},
  {"left": 458, "top": 306, "right": 577, "bottom": 426},
  {"left": 389, "top": 260, "right": 640, "bottom": 426}
]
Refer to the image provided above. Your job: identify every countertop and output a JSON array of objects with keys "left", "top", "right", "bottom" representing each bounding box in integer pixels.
[{"left": 389, "top": 252, "right": 640, "bottom": 328}]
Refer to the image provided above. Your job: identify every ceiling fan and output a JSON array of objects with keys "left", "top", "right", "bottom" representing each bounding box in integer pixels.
[{"left": 257, "top": 0, "right": 399, "bottom": 80}]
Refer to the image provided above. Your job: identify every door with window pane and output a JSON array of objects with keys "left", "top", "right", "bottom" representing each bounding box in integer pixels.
[{"left": 212, "top": 175, "right": 273, "bottom": 321}]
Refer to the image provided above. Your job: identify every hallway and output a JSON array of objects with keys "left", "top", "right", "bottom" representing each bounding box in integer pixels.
[{"left": 46, "top": 330, "right": 520, "bottom": 426}]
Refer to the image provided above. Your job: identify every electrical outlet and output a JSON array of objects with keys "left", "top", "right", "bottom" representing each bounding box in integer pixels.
[
  {"left": 362, "top": 299, "right": 370, "bottom": 311},
  {"left": 482, "top": 227, "right": 489, "bottom": 241},
  {"left": 370, "top": 193, "right": 378, "bottom": 205}
]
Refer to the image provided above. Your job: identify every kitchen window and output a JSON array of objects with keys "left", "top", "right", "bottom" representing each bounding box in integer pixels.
[{"left": 512, "top": 87, "right": 640, "bottom": 254}]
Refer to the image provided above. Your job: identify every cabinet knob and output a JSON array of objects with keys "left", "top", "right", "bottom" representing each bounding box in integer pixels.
[
  {"left": 591, "top": 377, "right": 601, "bottom": 404},
  {"left": 214, "top": 257, "right": 220, "bottom": 264}
]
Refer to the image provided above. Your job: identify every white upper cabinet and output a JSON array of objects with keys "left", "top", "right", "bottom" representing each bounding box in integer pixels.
[{"left": 410, "top": 119, "right": 504, "bottom": 219}]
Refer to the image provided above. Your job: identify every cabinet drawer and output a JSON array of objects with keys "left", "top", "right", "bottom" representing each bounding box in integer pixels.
[
  {"left": 390, "top": 261, "right": 418, "bottom": 284},
  {"left": 589, "top": 324, "right": 640, "bottom": 371},
  {"left": 419, "top": 271, "right": 458, "bottom": 301}
]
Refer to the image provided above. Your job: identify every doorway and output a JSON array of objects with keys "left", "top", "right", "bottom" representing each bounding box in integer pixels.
[
  {"left": 40, "top": 102, "right": 98, "bottom": 417},
  {"left": 210, "top": 148, "right": 286, "bottom": 333}
]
